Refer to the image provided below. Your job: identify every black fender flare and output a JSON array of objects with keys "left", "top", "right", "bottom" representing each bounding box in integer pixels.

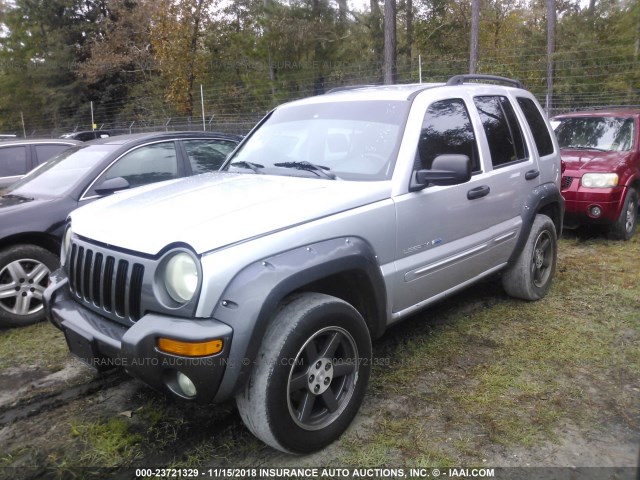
[
  {"left": 508, "top": 181, "right": 565, "bottom": 264},
  {"left": 211, "top": 236, "right": 387, "bottom": 401}
]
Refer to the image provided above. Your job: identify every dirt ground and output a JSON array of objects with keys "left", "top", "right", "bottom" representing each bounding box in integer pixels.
[{"left": 0, "top": 233, "right": 638, "bottom": 480}]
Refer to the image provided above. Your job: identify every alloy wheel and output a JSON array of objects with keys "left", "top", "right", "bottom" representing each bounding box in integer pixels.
[
  {"left": 0, "top": 259, "right": 51, "bottom": 315},
  {"left": 287, "top": 326, "right": 359, "bottom": 431}
]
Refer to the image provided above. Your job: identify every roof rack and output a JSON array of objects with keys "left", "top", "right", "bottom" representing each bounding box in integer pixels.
[
  {"left": 446, "top": 74, "right": 523, "bottom": 89},
  {"left": 325, "top": 85, "right": 379, "bottom": 94}
]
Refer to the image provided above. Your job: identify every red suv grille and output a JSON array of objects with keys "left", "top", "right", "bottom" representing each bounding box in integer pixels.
[{"left": 561, "top": 176, "right": 573, "bottom": 190}]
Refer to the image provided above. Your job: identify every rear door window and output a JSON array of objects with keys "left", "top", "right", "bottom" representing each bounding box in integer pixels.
[
  {"left": 0, "top": 146, "right": 28, "bottom": 177},
  {"left": 34, "top": 144, "right": 73, "bottom": 165},
  {"left": 474, "top": 96, "right": 528, "bottom": 168}
]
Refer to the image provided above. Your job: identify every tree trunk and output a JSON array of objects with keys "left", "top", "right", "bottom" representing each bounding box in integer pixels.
[
  {"left": 406, "top": 0, "right": 413, "bottom": 59},
  {"left": 185, "top": 0, "right": 206, "bottom": 118},
  {"left": 263, "top": 0, "right": 277, "bottom": 105},
  {"left": 312, "top": 0, "right": 326, "bottom": 94},
  {"left": 370, "top": 0, "right": 384, "bottom": 72},
  {"left": 337, "top": 0, "right": 348, "bottom": 29},
  {"left": 470, "top": 0, "right": 480, "bottom": 74},
  {"left": 546, "top": 0, "right": 556, "bottom": 114},
  {"left": 383, "top": 0, "right": 397, "bottom": 84}
]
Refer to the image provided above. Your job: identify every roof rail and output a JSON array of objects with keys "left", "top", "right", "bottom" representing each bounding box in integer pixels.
[
  {"left": 325, "top": 84, "right": 379, "bottom": 94},
  {"left": 446, "top": 74, "right": 523, "bottom": 89}
]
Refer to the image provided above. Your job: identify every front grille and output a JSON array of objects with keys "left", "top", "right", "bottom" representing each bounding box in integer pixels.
[
  {"left": 68, "top": 243, "right": 145, "bottom": 322},
  {"left": 561, "top": 176, "right": 573, "bottom": 190}
]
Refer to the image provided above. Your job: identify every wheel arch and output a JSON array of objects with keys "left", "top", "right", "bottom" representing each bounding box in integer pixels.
[
  {"left": 508, "top": 182, "right": 564, "bottom": 264},
  {"left": 210, "top": 237, "right": 387, "bottom": 402},
  {"left": 628, "top": 176, "right": 640, "bottom": 194},
  {"left": 0, "top": 232, "right": 60, "bottom": 256}
]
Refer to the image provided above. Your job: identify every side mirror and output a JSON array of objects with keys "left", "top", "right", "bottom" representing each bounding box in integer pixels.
[
  {"left": 94, "top": 176, "right": 131, "bottom": 195},
  {"left": 410, "top": 154, "right": 472, "bottom": 191}
]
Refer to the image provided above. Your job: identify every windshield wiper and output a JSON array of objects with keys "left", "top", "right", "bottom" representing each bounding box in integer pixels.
[
  {"left": 1, "top": 193, "right": 34, "bottom": 201},
  {"left": 273, "top": 161, "right": 337, "bottom": 180},
  {"left": 229, "top": 161, "right": 265, "bottom": 174},
  {"left": 565, "top": 145, "right": 608, "bottom": 152}
]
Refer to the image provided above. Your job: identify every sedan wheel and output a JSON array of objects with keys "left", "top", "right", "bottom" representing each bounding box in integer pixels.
[{"left": 0, "top": 245, "right": 59, "bottom": 327}]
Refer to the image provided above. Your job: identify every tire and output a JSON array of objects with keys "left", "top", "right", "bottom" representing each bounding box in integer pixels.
[
  {"left": 236, "top": 292, "right": 372, "bottom": 454},
  {"left": 502, "top": 214, "right": 557, "bottom": 301},
  {"left": 0, "top": 245, "right": 59, "bottom": 327},
  {"left": 609, "top": 188, "right": 638, "bottom": 241}
]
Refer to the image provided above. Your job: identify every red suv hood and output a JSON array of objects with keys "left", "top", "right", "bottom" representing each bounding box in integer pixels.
[{"left": 560, "top": 148, "right": 632, "bottom": 173}]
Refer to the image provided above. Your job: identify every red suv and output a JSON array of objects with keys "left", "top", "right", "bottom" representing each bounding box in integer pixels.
[{"left": 553, "top": 109, "right": 639, "bottom": 240}]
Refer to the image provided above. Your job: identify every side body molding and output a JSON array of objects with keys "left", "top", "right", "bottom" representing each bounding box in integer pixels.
[
  {"left": 508, "top": 181, "right": 565, "bottom": 264},
  {"left": 211, "top": 236, "right": 387, "bottom": 402}
]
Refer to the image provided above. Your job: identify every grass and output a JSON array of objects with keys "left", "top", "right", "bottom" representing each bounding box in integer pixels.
[
  {"left": 2, "top": 232, "right": 639, "bottom": 475},
  {"left": 0, "top": 321, "right": 69, "bottom": 372},
  {"left": 342, "top": 233, "right": 640, "bottom": 465},
  {"left": 69, "top": 417, "right": 145, "bottom": 467}
]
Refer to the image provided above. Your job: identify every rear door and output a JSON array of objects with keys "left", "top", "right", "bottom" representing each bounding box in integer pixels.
[{"left": 391, "top": 91, "right": 536, "bottom": 316}]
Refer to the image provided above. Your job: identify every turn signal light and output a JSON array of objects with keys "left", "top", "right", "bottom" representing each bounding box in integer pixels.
[{"left": 157, "top": 338, "right": 223, "bottom": 357}]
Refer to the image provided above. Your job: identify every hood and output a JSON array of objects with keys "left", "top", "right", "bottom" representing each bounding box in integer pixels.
[
  {"left": 0, "top": 193, "right": 57, "bottom": 216},
  {"left": 0, "top": 194, "right": 69, "bottom": 239},
  {"left": 0, "top": 193, "right": 38, "bottom": 210},
  {"left": 560, "top": 149, "right": 632, "bottom": 174},
  {"left": 70, "top": 173, "right": 391, "bottom": 255}
]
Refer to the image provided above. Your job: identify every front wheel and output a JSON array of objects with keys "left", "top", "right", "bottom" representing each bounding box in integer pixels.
[
  {"left": 502, "top": 214, "right": 557, "bottom": 301},
  {"left": 0, "top": 245, "right": 59, "bottom": 327},
  {"left": 609, "top": 188, "right": 638, "bottom": 241},
  {"left": 236, "top": 292, "right": 372, "bottom": 454}
]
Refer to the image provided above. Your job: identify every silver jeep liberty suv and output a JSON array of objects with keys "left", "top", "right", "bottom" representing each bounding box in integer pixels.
[{"left": 45, "top": 75, "right": 564, "bottom": 454}]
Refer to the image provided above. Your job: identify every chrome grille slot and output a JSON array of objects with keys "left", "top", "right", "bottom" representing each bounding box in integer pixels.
[
  {"left": 67, "top": 241, "right": 145, "bottom": 323},
  {"left": 114, "top": 260, "right": 129, "bottom": 317},
  {"left": 103, "top": 256, "right": 115, "bottom": 312},
  {"left": 92, "top": 253, "right": 103, "bottom": 306},
  {"left": 82, "top": 250, "right": 93, "bottom": 302}
]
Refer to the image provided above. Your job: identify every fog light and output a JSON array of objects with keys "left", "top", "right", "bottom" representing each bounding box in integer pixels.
[
  {"left": 590, "top": 205, "right": 602, "bottom": 218},
  {"left": 176, "top": 371, "right": 197, "bottom": 398}
]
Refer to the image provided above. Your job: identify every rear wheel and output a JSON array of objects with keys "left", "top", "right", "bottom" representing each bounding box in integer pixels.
[
  {"left": 502, "top": 214, "right": 557, "bottom": 301},
  {"left": 609, "top": 188, "right": 638, "bottom": 241},
  {"left": 236, "top": 292, "right": 371, "bottom": 453},
  {"left": 0, "top": 245, "right": 59, "bottom": 327}
]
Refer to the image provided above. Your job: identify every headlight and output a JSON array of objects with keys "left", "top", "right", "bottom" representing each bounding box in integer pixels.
[
  {"left": 164, "top": 252, "right": 199, "bottom": 303},
  {"left": 581, "top": 173, "right": 618, "bottom": 188},
  {"left": 61, "top": 225, "right": 72, "bottom": 266}
]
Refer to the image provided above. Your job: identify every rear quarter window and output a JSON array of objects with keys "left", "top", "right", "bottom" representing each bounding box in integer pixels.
[{"left": 517, "top": 97, "right": 555, "bottom": 157}]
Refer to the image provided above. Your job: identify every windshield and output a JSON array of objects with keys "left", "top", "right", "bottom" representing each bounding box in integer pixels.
[
  {"left": 555, "top": 116, "right": 635, "bottom": 152},
  {"left": 4, "top": 144, "right": 119, "bottom": 197},
  {"left": 225, "top": 100, "right": 410, "bottom": 181}
]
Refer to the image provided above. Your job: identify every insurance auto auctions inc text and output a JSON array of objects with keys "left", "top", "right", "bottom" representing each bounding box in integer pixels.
[{"left": 206, "top": 468, "right": 495, "bottom": 478}]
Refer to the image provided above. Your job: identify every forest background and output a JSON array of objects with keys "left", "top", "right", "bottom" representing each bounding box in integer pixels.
[{"left": 0, "top": 0, "right": 638, "bottom": 137}]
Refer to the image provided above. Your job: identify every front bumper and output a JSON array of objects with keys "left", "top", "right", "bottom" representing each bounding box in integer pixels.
[
  {"left": 561, "top": 177, "right": 625, "bottom": 226},
  {"left": 45, "top": 269, "right": 233, "bottom": 403}
]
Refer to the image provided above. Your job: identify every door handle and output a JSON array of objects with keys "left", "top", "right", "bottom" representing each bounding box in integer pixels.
[
  {"left": 525, "top": 169, "right": 540, "bottom": 180},
  {"left": 467, "top": 185, "right": 490, "bottom": 200}
]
